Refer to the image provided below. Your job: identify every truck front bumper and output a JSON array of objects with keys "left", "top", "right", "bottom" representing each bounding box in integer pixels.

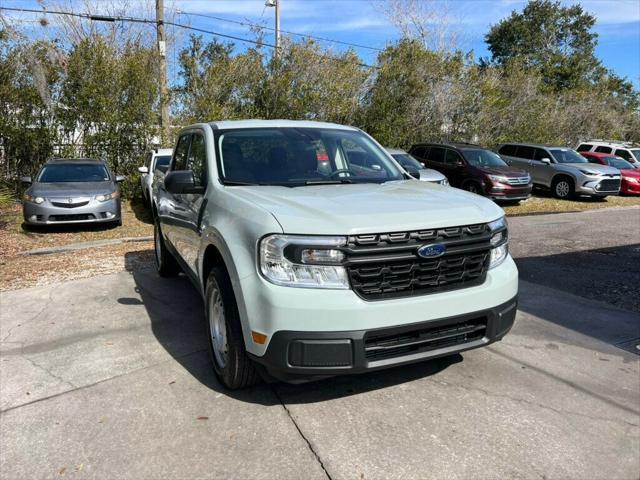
[{"left": 250, "top": 296, "right": 517, "bottom": 382}]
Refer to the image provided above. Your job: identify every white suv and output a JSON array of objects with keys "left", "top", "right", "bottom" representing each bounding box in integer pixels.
[
  {"left": 138, "top": 148, "right": 173, "bottom": 205},
  {"left": 576, "top": 141, "right": 640, "bottom": 167}
]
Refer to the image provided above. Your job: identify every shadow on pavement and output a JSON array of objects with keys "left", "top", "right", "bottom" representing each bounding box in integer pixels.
[
  {"left": 130, "top": 198, "right": 154, "bottom": 224},
  {"left": 122, "top": 252, "right": 462, "bottom": 404}
]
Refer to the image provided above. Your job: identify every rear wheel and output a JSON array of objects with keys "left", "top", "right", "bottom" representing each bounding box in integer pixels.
[
  {"left": 206, "top": 267, "right": 259, "bottom": 390},
  {"left": 551, "top": 176, "right": 574, "bottom": 199},
  {"left": 154, "top": 220, "right": 180, "bottom": 277}
]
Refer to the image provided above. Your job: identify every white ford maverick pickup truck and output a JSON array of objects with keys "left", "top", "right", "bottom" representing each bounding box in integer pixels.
[{"left": 153, "top": 120, "right": 518, "bottom": 388}]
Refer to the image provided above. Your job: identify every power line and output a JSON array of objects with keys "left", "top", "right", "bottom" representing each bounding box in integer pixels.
[
  {"left": 0, "top": 6, "right": 376, "bottom": 68},
  {"left": 174, "top": 9, "right": 384, "bottom": 52}
]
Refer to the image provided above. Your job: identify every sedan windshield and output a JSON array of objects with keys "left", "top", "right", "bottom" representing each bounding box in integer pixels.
[
  {"left": 463, "top": 149, "right": 508, "bottom": 167},
  {"left": 216, "top": 128, "right": 405, "bottom": 186},
  {"left": 549, "top": 149, "right": 587, "bottom": 164},
  {"left": 392, "top": 153, "right": 423, "bottom": 170},
  {"left": 38, "top": 164, "right": 110, "bottom": 183},
  {"left": 604, "top": 157, "right": 634, "bottom": 170}
]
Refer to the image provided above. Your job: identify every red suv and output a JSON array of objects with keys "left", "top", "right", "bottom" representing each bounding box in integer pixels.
[
  {"left": 409, "top": 142, "right": 532, "bottom": 202},
  {"left": 580, "top": 151, "right": 640, "bottom": 195}
]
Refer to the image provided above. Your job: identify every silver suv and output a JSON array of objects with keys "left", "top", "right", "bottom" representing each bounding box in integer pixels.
[
  {"left": 154, "top": 120, "right": 518, "bottom": 389},
  {"left": 497, "top": 143, "right": 621, "bottom": 199}
]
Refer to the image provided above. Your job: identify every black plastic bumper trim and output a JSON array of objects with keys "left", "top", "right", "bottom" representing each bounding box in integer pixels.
[{"left": 249, "top": 295, "right": 517, "bottom": 382}]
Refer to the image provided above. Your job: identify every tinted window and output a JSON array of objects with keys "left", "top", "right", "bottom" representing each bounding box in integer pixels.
[
  {"left": 173, "top": 134, "right": 191, "bottom": 171},
  {"left": 187, "top": 134, "right": 207, "bottom": 187},
  {"left": 463, "top": 149, "right": 507, "bottom": 167},
  {"left": 498, "top": 144, "right": 517, "bottom": 156},
  {"left": 429, "top": 147, "right": 446, "bottom": 163},
  {"left": 410, "top": 146, "right": 428, "bottom": 159},
  {"left": 38, "top": 163, "right": 110, "bottom": 183},
  {"left": 604, "top": 157, "right": 633, "bottom": 169},
  {"left": 533, "top": 148, "right": 550, "bottom": 161},
  {"left": 516, "top": 146, "right": 535, "bottom": 159},
  {"left": 615, "top": 149, "right": 632, "bottom": 160},
  {"left": 576, "top": 144, "right": 592, "bottom": 152},
  {"left": 594, "top": 146, "right": 612, "bottom": 154},
  {"left": 444, "top": 149, "right": 463, "bottom": 165},
  {"left": 154, "top": 155, "right": 171, "bottom": 172},
  {"left": 392, "top": 153, "right": 422, "bottom": 170}
]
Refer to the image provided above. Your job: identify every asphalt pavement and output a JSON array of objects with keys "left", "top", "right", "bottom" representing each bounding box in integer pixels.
[{"left": 1, "top": 206, "right": 639, "bottom": 479}]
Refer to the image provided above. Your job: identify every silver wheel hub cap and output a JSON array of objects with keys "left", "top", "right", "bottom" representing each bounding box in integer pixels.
[
  {"left": 557, "top": 181, "right": 570, "bottom": 197},
  {"left": 209, "top": 288, "right": 228, "bottom": 368}
]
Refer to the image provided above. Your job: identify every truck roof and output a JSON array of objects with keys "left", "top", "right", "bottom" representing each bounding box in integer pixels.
[{"left": 207, "top": 119, "right": 359, "bottom": 131}]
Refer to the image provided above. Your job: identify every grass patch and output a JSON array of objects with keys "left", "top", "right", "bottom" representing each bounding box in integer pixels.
[{"left": 502, "top": 192, "right": 640, "bottom": 216}]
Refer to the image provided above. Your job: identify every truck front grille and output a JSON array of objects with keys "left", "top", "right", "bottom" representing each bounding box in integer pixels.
[
  {"left": 344, "top": 223, "right": 493, "bottom": 300},
  {"left": 364, "top": 317, "right": 487, "bottom": 361}
]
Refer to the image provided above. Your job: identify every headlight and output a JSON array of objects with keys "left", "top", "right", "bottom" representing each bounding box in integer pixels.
[
  {"left": 488, "top": 216, "right": 508, "bottom": 269},
  {"left": 579, "top": 169, "right": 599, "bottom": 176},
  {"left": 23, "top": 194, "right": 44, "bottom": 204},
  {"left": 488, "top": 175, "right": 510, "bottom": 184},
  {"left": 259, "top": 234, "right": 349, "bottom": 289},
  {"left": 95, "top": 191, "right": 119, "bottom": 202}
]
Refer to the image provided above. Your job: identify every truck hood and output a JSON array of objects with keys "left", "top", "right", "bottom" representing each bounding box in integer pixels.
[
  {"left": 30, "top": 181, "right": 115, "bottom": 197},
  {"left": 227, "top": 181, "right": 504, "bottom": 235}
]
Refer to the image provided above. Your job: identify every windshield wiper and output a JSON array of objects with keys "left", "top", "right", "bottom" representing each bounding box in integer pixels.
[
  {"left": 304, "top": 179, "right": 355, "bottom": 185},
  {"left": 223, "top": 180, "right": 258, "bottom": 186}
]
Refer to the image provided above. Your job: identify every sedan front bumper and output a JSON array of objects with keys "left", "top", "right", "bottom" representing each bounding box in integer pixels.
[{"left": 23, "top": 198, "right": 121, "bottom": 225}]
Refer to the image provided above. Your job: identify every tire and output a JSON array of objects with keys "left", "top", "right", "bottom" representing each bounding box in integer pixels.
[
  {"left": 154, "top": 220, "right": 181, "bottom": 277},
  {"left": 205, "top": 267, "right": 259, "bottom": 390},
  {"left": 463, "top": 181, "right": 483, "bottom": 195},
  {"left": 551, "top": 176, "right": 574, "bottom": 199}
]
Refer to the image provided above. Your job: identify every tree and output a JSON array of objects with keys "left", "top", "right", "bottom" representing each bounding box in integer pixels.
[{"left": 485, "top": 0, "right": 600, "bottom": 90}]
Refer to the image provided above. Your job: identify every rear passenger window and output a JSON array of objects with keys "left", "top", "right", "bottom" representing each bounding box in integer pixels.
[
  {"left": 533, "top": 148, "right": 549, "bottom": 161},
  {"left": 444, "top": 149, "right": 463, "bottom": 165},
  {"left": 429, "top": 147, "right": 445, "bottom": 163},
  {"left": 498, "top": 145, "right": 517, "bottom": 156},
  {"left": 172, "top": 134, "right": 191, "bottom": 171},
  {"left": 516, "top": 146, "right": 535, "bottom": 159},
  {"left": 576, "top": 144, "right": 592, "bottom": 152},
  {"left": 615, "top": 149, "right": 632, "bottom": 160},
  {"left": 595, "top": 146, "right": 612, "bottom": 154}
]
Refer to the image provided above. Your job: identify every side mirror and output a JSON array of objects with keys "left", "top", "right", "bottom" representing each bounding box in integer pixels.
[
  {"left": 21, "top": 176, "right": 32, "bottom": 184},
  {"left": 115, "top": 175, "right": 126, "bottom": 182},
  {"left": 420, "top": 162, "right": 426, "bottom": 168},
  {"left": 138, "top": 166, "right": 149, "bottom": 174},
  {"left": 405, "top": 166, "right": 421, "bottom": 179},
  {"left": 156, "top": 165, "right": 169, "bottom": 174},
  {"left": 541, "top": 158, "right": 552, "bottom": 165},
  {"left": 165, "top": 170, "right": 204, "bottom": 194}
]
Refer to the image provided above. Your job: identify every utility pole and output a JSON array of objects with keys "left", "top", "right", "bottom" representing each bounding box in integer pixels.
[
  {"left": 266, "top": 0, "right": 280, "bottom": 58},
  {"left": 156, "top": 0, "right": 170, "bottom": 145}
]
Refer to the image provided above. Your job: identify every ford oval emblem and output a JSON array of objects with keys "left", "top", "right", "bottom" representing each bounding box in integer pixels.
[{"left": 417, "top": 244, "right": 446, "bottom": 258}]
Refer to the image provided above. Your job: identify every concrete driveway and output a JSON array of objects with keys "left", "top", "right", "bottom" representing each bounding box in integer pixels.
[{"left": 1, "top": 207, "right": 639, "bottom": 479}]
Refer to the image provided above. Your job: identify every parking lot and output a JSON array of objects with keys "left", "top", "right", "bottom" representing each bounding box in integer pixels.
[{"left": 1, "top": 206, "right": 639, "bottom": 479}]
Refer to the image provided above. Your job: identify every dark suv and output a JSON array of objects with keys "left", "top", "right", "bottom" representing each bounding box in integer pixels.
[{"left": 409, "top": 143, "right": 532, "bottom": 202}]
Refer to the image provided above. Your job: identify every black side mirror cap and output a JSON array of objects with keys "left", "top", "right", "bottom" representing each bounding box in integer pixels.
[
  {"left": 20, "top": 176, "right": 32, "bottom": 184},
  {"left": 165, "top": 170, "right": 205, "bottom": 194}
]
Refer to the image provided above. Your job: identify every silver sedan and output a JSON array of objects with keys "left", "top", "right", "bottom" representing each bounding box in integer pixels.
[
  {"left": 22, "top": 158, "right": 124, "bottom": 227},
  {"left": 385, "top": 148, "right": 449, "bottom": 184}
]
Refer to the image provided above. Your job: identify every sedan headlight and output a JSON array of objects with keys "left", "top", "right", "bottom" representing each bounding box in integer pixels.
[
  {"left": 488, "top": 216, "right": 508, "bottom": 269},
  {"left": 488, "top": 175, "right": 510, "bottom": 184},
  {"left": 579, "top": 169, "right": 599, "bottom": 176},
  {"left": 23, "top": 194, "right": 44, "bottom": 204},
  {"left": 95, "top": 191, "right": 119, "bottom": 202},
  {"left": 259, "top": 234, "right": 349, "bottom": 289}
]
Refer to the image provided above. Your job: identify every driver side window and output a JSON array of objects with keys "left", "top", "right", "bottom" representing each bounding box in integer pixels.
[
  {"left": 172, "top": 134, "right": 191, "bottom": 171},
  {"left": 444, "top": 149, "right": 463, "bottom": 165}
]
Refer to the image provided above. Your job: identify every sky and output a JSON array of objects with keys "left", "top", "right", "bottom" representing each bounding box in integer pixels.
[{"left": 3, "top": 0, "right": 640, "bottom": 87}]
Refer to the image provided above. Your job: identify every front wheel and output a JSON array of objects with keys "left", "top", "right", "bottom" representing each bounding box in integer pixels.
[
  {"left": 206, "top": 267, "right": 259, "bottom": 389},
  {"left": 464, "top": 182, "right": 483, "bottom": 195},
  {"left": 551, "top": 177, "right": 574, "bottom": 199}
]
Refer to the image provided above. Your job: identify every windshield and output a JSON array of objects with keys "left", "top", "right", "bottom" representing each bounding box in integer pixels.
[
  {"left": 38, "top": 164, "right": 110, "bottom": 183},
  {"left": 549, "top": 149, "right": 588, "bottom": 164},
  {"left": 154, "top": 155, "right": 171, "bottom": 170},
  {"left": 462, "top": 149, "right": 508, "bottom": 167},
  {"left": 604, "top": 157, "right": 633, "bottom": 170},
  {"left": 630, "top": 149, "right": 640, "bottom": 161},
  {"left": 391, "top": 153, "right": 423, "bottom": 170},
  {"left": 216, "top": 128, "right": 405, "bottom": 186}
]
